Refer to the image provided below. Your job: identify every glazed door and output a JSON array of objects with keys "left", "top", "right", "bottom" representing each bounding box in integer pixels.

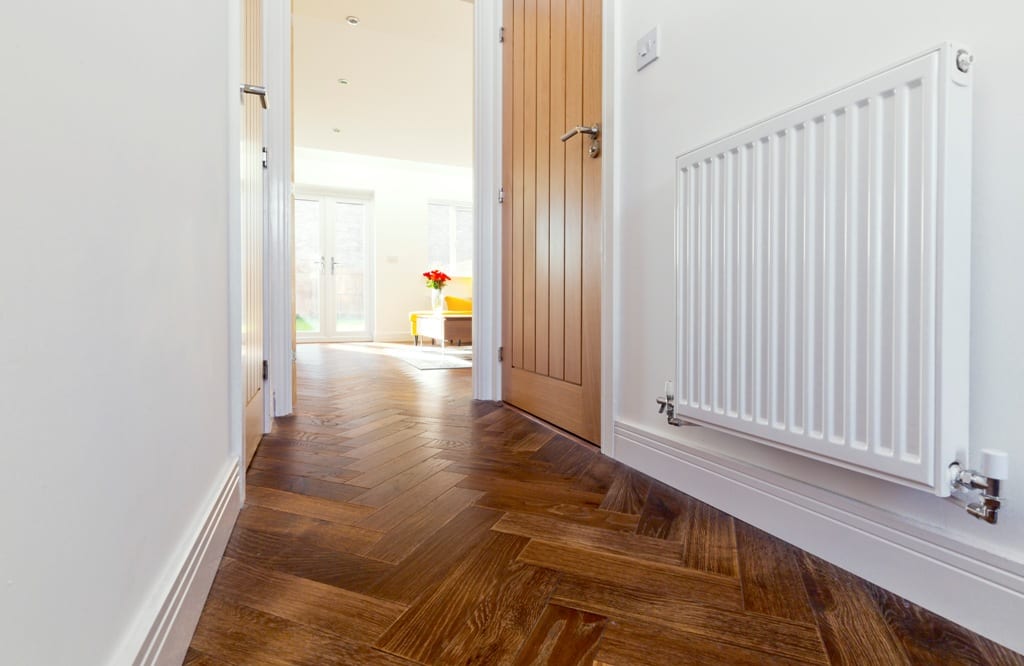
[{"left": 294, "top": 192, "right": 373, "bottom": 342}]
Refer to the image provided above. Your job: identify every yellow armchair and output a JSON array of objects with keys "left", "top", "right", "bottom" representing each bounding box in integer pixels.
[{"left": 409, "top": 296, "right": 473, "bottom": 344}]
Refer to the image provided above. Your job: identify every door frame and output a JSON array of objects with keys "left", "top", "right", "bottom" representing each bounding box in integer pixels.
[
  {"left": 293, "top": 187, "right": 376, "bottom": 343},
  {"left": 256, "top": 0, "right": 615, "bottom": 453}
]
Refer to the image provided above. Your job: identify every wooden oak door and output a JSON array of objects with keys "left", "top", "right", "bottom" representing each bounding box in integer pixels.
[
  {"left": 502, "top": 0, "right": 602, "bottom": 443},
  {"left": 242, "top": 0, "right": 265, "bottom": 466}
]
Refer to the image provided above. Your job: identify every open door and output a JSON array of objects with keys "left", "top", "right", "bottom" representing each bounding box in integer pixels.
[
  {"left": 502, "top": 0, "right": 602, "bottom": 443},
  {"left": 241, "top": 0, "right": 266, "bottom": 466}
]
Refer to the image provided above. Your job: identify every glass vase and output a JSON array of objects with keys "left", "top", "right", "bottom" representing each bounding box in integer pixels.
[{"left": 431, "top": 288, "right": 444, "bottom": 313}]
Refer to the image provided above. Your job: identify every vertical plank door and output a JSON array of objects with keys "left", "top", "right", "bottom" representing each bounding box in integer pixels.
[
  {"left": 502, "top": 0, "right": 602, "bottom": 443},
  {"left": 242, "top": 0, "right": 265, "bottom": 466}
]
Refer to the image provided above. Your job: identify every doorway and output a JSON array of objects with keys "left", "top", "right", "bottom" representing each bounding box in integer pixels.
[{"left": 294, "top": 190, "right": 374, "bottom": 342}]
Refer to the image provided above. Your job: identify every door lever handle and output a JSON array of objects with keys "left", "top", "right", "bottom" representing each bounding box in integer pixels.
[
  {"left": 241, "top": 83, "right": 268, "bottom": 109},
  {"left": 561, "top": 123, "right": 600, "bottom": 142}
]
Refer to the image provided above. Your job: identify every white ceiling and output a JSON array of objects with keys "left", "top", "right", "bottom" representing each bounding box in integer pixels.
[{"left": 293, "top": 0, "right": 474, "bottom": 167}]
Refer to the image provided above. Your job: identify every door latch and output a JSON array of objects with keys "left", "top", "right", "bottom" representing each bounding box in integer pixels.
[{"left": 561, "top": 123, "right": 601, "bottom": 158}]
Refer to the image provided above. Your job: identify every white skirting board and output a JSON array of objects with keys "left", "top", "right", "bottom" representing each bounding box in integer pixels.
[
  {"left": 613, "top": 420, "right": 1024, "bottom": 654},
  {"left": 111, "top": 459, "right": 241, "bottom": 666}
]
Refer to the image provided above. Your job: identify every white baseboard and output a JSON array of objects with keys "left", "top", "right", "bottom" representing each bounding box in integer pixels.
[
  {"left": 613, "top": 420, "right": 1024, "bottom": 654},
  {"left": 122, "top": 459, "right": 242, "bottom": 666}
]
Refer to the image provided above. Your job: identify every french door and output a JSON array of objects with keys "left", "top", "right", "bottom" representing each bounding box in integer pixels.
[{"left": 295, "top": 191, "right": 374, "bottom": 341}]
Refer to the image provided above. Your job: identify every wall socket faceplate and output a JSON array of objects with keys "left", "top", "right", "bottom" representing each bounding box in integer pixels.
[{"left": 636, "top": 26, "right": 659, "bottom": 71}]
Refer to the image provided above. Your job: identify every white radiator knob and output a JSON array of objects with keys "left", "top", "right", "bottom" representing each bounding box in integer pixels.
[{"left": 981, "top": 449, "right": 1009, "bottom": 480}]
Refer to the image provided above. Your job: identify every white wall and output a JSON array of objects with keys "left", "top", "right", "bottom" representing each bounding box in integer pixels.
[
  {"left": 0, "top": 1, "right": 236, "bottom": 663},
  {"left": 612, "top": 0, "right": 1024, "bottom": 648},
  {"left": 295, "top": 148, "right": 474, "bottom": 340}
]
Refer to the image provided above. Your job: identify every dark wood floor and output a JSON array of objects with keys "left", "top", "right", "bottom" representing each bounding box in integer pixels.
[{"left": 188, "top": 343, "right": 1021, "bottom": 665}]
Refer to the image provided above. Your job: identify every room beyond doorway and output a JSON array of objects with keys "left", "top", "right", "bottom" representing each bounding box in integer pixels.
[{"left": 291, "top": 0, "right": 476, "bottom": 348}]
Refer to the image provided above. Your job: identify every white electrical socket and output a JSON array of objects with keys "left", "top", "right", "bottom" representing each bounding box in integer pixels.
[{"left": 636, "top": 26, "right": 659, "bottom": 71}]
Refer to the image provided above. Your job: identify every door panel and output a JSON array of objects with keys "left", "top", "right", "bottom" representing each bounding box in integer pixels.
[
  {"left": 242, "top": 0, "right": 265, "bottom": 466},
  {"left": 502, "top": 0, "right": 601, "bottom": 443}
]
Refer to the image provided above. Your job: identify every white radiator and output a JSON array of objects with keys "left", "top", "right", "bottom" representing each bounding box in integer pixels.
[{"left": 673, "top": 44, "right": 973, "bottom": 495}]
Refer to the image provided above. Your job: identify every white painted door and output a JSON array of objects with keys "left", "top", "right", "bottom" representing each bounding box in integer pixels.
[{"left": 295, "top": 192, "right": 374, "bottom": 341}]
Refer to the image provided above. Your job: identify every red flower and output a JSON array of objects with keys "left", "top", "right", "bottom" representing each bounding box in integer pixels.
[{"left": 423, "top": 269, "right": 452, "bottom": 289}]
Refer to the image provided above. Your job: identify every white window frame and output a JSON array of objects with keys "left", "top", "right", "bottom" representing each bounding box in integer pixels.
[{"left": 427, "top": 199, "right": 474, "bottom": 277}]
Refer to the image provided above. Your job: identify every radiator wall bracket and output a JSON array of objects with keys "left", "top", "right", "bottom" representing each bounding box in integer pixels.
[{"left": 949, "top": 450, "right": 1009, "bottom": 524}]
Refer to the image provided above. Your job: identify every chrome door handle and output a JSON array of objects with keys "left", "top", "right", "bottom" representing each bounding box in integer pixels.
[
  {"left": 561, "top": 123, "right": 601, "bottom": 157},
  {"left": 330, "top": 257, "right": 341, "bottom": 275},
  {"left": 314, "top": 256, "right": 325, "bottom": 273},
  {"left": 560, "top": 123, "right": 600, "bottom": 141},
  {"left": 241, "top": 83, "right": 268, "bottom": 109}
]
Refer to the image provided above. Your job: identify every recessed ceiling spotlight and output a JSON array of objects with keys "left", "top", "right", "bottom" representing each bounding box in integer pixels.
[
  {"left": 332, "top": 127, "right": 341, "bottom": 133},
  {"left": 346, "top": 16, "right": 360, "bottom": 26},
  {"left": 337, "top": 78, "right": 349, "bottom": 85}
]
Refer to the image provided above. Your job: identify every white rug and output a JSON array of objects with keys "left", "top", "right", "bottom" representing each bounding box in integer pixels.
[{"left": 342, "top": 342, "right": 472, "bottom": 370}]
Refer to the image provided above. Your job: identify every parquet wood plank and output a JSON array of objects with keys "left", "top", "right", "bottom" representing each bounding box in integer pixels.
[
  {"left": 191, "top": 598, "right": 415, "bottom": 666},
  {"left": 248, "top": 455, "right": 358, "bottom": 479},
  {"left": 458, "top": 475, "right": 606, "bottom": 508},
  {"left": 357, "top": 470, "right": 467, "bottom": 532},
  {"left": 798, "top": 552, "right": 911, "bottom": 665},
  {"left": 551, "top": 575, "right": 827, "bottom": 664},
  {"left": 492, "top": 511, "right": 687, "bottom": 567},
  {"left": 245, "top": 470, "right": 365, "bottom": 503},
  {"left": 598, "top": 466, "right": 651, "bottom": 515},
  {"left": 597, "top": 621, "right": 812, "bottom": 666},
  {"left": 345, "top": 436, "right": 435, "bottom": 473},
  {"left": 349, "top": 456, "right": 452, "bottom": 508},
  {"left": 211, "top": 558, "right": 405, "bottom": 643},
  {"left": 869, "top": 583, "right": 992, "bottom": 665},
  {"left": 512, "top": 603, "right": 605, "bottom": 666},
  {"left": 976, "top": 639, "right": 1024, "bottom": 666},
  {"left": 224, "top": 527, "right": 393, "bottom": 595},
  {"left": 572, "top": 452, "right": 619, "bottom": 495},
  {"left": 365, "top": 486, "right": 485, "bottom": 563},
  {"left": 244, "top": 486, "right": 377, "bottom": 525},
  {"left": 517, "top": 540, "right": 743, "bottom": 610},
  {"left": 375, "top": 532, "right": 529, "bottom": 663},
  {"left": 635, "top": 480, "right": 690, "bottom": 541},
  {"left": 338, "top": 413, "right": 409, "bottom": 438},
  {"left": 673, "top": 494, "right": 739, "bottom": 576},
  {"left": 344, "top": 427, "right": 429, "bottom": 459},
  {"left": 345, "top": 445, "right": 443, "bottom": 487},
  {"left": 476, "top": 491, "right": 641, "bottom": 532},
  {"left": 235, "top": 504, "right": 382, "bottom": 556},
  {"left": 256, "top": 435, "right": 355, "bottom": 456},
  {"left": 435, "top": 563, "right": 561, "bottom": 665},
  {"left": 734, "top": 520, "right": 817, "bottom": 624},
  {"left": 371, "top": 505, "right": 504, "bottom": 605}
]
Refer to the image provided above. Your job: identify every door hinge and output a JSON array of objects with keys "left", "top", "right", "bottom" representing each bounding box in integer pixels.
[
  {"left": 262, "top": 146, "right": 268, "bottom": 169},
  {"left": 499, "top": 26, "right": 505, "bottom": 43},
  {"left": 262, "top": 359, "right": 269, "bottom": 381},
  {"left": 498, "top": 187, "right": 505, "bottom": 204},
  {"left": 498, "top": 346, "right": 504, "bottom": 362}
]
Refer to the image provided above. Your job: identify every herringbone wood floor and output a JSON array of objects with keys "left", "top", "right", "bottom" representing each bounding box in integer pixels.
[{"left": 187, "top": 343, "right": 1021, "bottom": 665}]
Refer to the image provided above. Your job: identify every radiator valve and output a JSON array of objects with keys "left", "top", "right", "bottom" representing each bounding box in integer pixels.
[
  {"left": 949, "top": 449, "right": 1008, "bottom": 525},
  {"left": 655, "top": 381, "right": 693, "bottom": 427}
]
